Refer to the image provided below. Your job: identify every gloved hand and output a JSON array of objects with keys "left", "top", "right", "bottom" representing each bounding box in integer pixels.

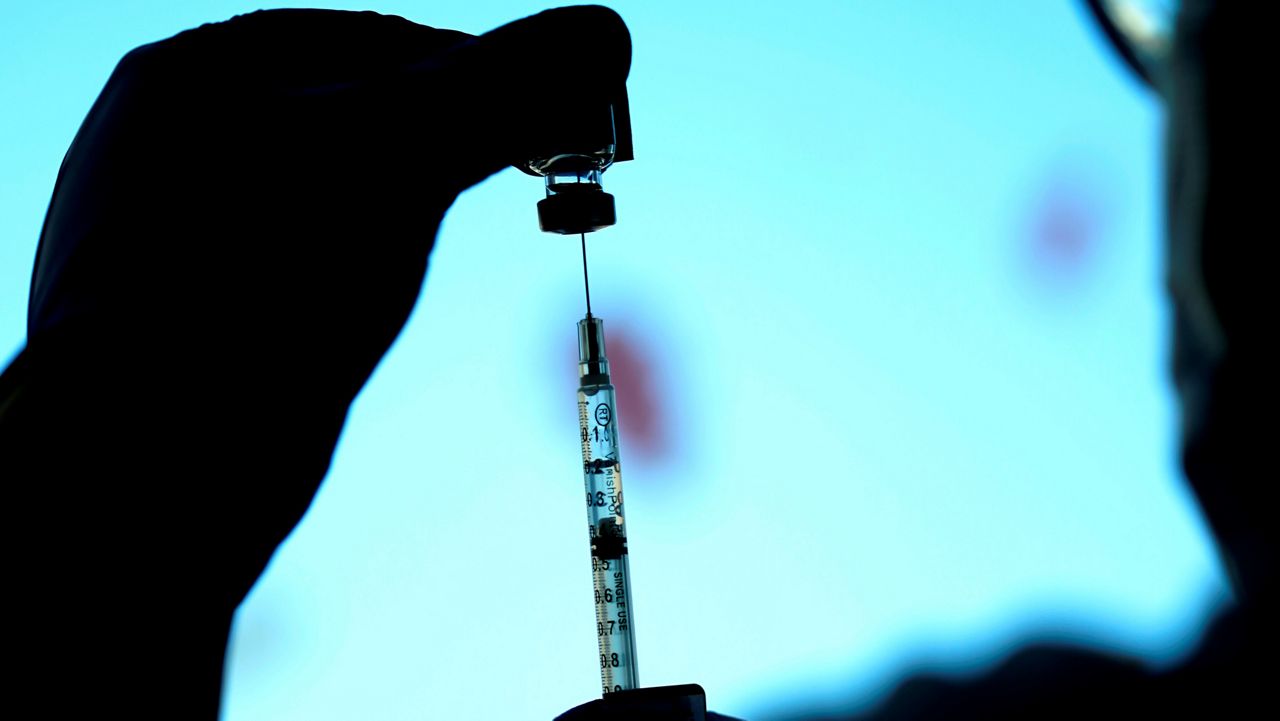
[
  {"left": 555, "top": 684, "right": 745, "bottom": 721},
  {"left": 0, "top": 7, "right": 629, "bottom": 718}
]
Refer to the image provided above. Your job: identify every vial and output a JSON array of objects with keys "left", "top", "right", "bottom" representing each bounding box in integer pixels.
[{"left": 531, "top": 153, "right": 617, "bottom": 235}]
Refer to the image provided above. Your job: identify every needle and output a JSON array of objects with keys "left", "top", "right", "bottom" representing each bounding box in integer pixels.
[{"left": 581, "top": 232, "right": 593, "bottom": 318}]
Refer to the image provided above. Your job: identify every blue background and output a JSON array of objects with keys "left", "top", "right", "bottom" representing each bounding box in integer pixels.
[{"left": 0, "top": 2, "right": 1227, "bottom": 719}]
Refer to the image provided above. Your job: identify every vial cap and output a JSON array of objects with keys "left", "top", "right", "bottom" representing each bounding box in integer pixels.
[{"left": 539, "top": 190, "right": 616, "bottom": 235}]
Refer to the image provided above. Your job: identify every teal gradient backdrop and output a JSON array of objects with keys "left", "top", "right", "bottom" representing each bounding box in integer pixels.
[{"left": 0, "top": 2, "right": 1227, "bottom": 719}]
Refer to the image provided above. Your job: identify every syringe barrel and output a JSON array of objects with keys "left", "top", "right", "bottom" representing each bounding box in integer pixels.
[{"left": 577, "top": 316, "right": 639, "bottom": 695}]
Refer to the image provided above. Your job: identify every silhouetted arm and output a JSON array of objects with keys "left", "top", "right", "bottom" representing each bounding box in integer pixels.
[{"left": 0, "top": 7, "right": 629, "bottom": 718}]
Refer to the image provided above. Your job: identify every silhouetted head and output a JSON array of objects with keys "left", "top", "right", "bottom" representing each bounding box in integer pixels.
[{"left": 1086, "top": 0, "right": 1272, "bottom": 608}]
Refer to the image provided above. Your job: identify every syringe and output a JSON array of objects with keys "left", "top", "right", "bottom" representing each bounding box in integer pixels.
[
  {"left": 515, "top": 75, "right": 641, "bottom": 696},
  {"left": 518, "top": 48, "right": 711, "bottom": 717},
  {"left": 577, "top": 311, "right": 640, "bottom": 695}
]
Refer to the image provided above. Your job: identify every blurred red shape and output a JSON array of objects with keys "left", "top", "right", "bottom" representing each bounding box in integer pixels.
[
  {"left": 604, "top": 326, "right": 667, "bottom": 464},
  {"left": 566, "top": 321, "right": 670, "bottom": 468},
  {"left": 1023, "top": 167, "right": 1111, "bottom": 289}
]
